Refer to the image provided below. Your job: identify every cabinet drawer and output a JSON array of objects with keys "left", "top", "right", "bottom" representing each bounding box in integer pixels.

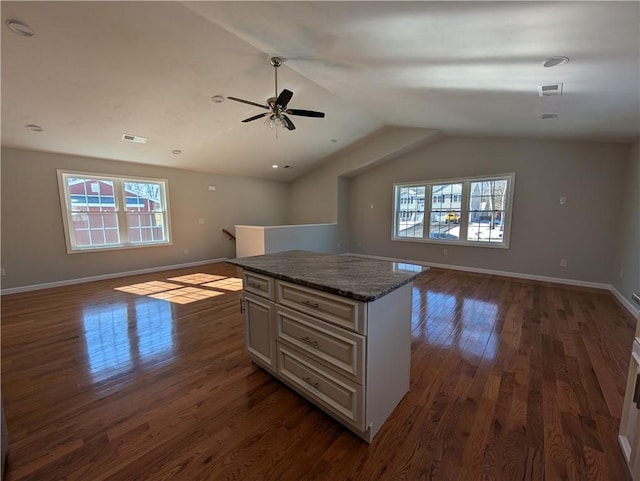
[
  {"left": 276, "top": 281, "right": 365, "bottom": 334},
  {"left": 276, "top": 306, "right": 365, "bottom": 383},
  {"left": 277, "top": 343, "right": 364, "bottom": 430},
  {"left": 243, "top": 272, "right": 274, "bottom": 300}
]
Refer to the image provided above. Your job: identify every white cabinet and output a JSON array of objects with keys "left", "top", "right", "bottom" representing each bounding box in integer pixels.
[
  {"left": 242, "top": 272, "right": 276, "bottom": 373},
  {"left": 241, "top": 271, "right": 412, "bottom": 443},
  {"left": 620, "top": 337, "right": 640, "bottom": 480}
]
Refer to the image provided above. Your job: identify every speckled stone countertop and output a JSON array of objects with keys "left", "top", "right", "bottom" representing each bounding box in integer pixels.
[{"left": 227, "top": 250, "right": 427, "bottom": 302}]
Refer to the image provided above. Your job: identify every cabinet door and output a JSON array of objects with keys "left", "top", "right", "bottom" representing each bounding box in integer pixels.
[
  {"left": 244, "top": 292, "right": 276, "bottom": 373},
  {"left": 620, "top": 339, "right": 640, "bottom": 481}
]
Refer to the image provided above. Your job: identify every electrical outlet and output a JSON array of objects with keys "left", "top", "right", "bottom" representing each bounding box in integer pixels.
[
  {"left": 560, "top": 196, "right": 567, "bottom": 205},
  {"left": 198, "top": 218, "right": 205, "bottom": 225},
  {"left": 560, "top": 259, "right": 568, "bottom": 267},
  {"left": 443, "top": 248, "right": 448, "bottom": 256},
  {"left": 183, "top": 248, "right": 189, "bottom": 255},
  {"left": 370, "top": 203, "right": 374, "bottom": 209}
]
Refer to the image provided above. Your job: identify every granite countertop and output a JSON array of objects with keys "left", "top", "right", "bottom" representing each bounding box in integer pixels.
[{"left": 227, "top": 250, "right": 427, "bottom": 302}]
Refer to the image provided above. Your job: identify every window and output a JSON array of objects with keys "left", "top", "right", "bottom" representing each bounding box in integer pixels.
[
  {"left": 58, "top": 170, "right": 171, "bottom": 253},
  {"left": 393, "top": 173, "right": 515, "bottom": 248}
]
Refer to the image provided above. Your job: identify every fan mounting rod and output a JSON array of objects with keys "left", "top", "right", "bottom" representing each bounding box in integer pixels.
[{"left": 271, "top": 56, "right": 283, "bottom": 100}]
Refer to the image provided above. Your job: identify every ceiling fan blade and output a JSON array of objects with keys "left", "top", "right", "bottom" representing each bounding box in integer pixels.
[
  {"left": 276, "top": 89, "right": 294, "bottom": 109},
  {"left": 282, "top": 114, "right": 296, "bottom": 131},
  {"left": 286, "top": 109, "right": 325, "bottom": 118},
  {"left": 242, "top": 113, "right": 269, "bottom": 123},
  {"left": 227, "top": 96, "right": 269, "bottom": 109}
]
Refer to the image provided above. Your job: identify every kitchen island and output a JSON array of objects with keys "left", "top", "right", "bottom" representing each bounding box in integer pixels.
[{"left": 227, "top": 250, "right": 426, "bottom": 442}]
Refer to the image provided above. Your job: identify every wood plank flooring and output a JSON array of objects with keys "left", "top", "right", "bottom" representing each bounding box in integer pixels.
[{"left": 1, "top": 263, "right": 636, "bottom": 480}]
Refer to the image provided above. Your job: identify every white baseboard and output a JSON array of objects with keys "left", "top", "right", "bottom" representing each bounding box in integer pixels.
[
  {"left": 0, "top": 258, "right": 228, "bottom": 295},
  {"left": 610, "top": 286, "right": 640, "bottom": 318},
  {"left": 351, "top": 252, "right": 640, "bottom": 317},
  {"left": 347, "top": 252, "right": 611, "bottom": 290},
  {"left": 347, "top": 253, "right": 640, "bottom": 317}
]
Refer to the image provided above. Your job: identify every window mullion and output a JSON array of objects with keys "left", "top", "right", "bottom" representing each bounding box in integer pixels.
[
  {"left": 115, "top": 179, "right": 129, "bottom": 245},
  {"left": 424, "top": 184, "right": 433, "bottom": 239},
  {"left": 459, "top": 181, "right": 470, "bottom": 241}
]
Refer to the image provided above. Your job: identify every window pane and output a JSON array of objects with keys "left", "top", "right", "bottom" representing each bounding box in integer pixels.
[
  {"left": 67, "top": 178, "right": 116, "bottom": 212},
  {"left": 467, "top": 180, "right": 507, "bottom": 243},
  {"left": 428, "top": 183, "right": 462, "bottom": 241},
  {"left": 127, "top": 213, "right": 167, "bottom": 243},
  {"left": 124, "top": 182, "right": 163, "bottom": 213},
  {"left": 396, "top": 186, "right": 425, "bottom": 238},
  {"left": 70, "top": 203, "right": 120, "bottom": 248}
]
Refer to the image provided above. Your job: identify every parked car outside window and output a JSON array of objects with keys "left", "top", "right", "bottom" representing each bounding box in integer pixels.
[{"left": 445, "top": 212, "right": 460, "bottom": 223}]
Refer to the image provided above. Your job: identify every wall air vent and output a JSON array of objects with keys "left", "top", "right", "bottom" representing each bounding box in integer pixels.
[
  {"left": 538, "top": 83, "right": 563, "bottom": 97},
  {"left": 122, "top": 133, "right": 147, "bottom": 144}
]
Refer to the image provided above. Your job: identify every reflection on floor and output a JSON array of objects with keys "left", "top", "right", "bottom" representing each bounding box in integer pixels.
[
  {"left": 412, "top": 286, "right": 500, "bottom": 361},
  {"left": 82, "top": 272, "right": 243, "bottom": 383}
]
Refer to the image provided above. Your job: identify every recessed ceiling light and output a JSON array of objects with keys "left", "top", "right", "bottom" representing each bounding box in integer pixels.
[
  {"left": 272, "top": 164, "right": 279, "bottom": 169},
  {"left": 6, "top": 19, "right": 34, "bottom": 37},
  {"left": 541, "top": 113, "right": 558, "bottom": 119},
  {"left": 25, "top": 124, "right": 43, "bottom": 131},
  {"left": 211, "top": 95, "right": 225, "bottom": 103},
  {"left": 543, "top": 56, "right": 569, "bottom": 68},
  {"left": 171, "top": 149, "right": 182, "bottom": 155}
]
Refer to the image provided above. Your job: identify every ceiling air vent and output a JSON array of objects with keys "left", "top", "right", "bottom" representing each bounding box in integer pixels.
[
  {"left": 122, "top": 133, "right": 147, "bottom": 144},
  {"left": 538, "top": 83, "right": 563, "bottom": 97}
]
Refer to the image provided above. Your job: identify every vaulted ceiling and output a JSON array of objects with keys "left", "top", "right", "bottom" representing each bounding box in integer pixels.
[{"left": 2, "top": 1, "right": 639, "bottom": 181}]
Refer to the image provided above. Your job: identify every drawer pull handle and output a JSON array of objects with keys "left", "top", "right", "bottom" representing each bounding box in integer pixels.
[
  {"left": 248, "top": 282, "right": 261, "bottom": 289},
  {"left": 302, "top": 300, "right": 319, "bottom": 309},
  {"left": 300, "top": 336, "right": 318, "bottom": 347},
  {"left": 633, "top": 373, "right": 640, "bottom": 409},
  {"left": 240, "top": 299, "right": 244, "bottom": 314},
  {"left": 303, "top": 376, "right": 319, "bottom": 389}
]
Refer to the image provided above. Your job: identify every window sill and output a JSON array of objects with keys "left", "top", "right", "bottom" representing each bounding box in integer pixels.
[
  {"left": 66, "top": 241, "right": 172, "bottom": 254},
  {"left": 391, "top": 236, "right": 510, "bottom": 249}
]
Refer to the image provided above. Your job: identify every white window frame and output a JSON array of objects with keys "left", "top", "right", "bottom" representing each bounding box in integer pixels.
[
  {"left": 392, "top": 172, "right": 515, "bottom": 249},
  {"left": 57, "top": 169, "right": 172, "bottom": 253}
]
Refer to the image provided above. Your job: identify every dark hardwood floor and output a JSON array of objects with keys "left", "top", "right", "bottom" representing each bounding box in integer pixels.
[{"left": 1, "top": 262, "right": 636, "bottom": 480}]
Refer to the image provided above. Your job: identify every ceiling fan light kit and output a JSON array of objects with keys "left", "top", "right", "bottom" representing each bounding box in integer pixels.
[{"left": 227, "top": 56, "right": 325, "bottom": 132}]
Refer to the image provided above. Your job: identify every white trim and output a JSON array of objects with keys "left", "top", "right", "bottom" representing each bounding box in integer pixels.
[
  {"left": 0, "top": 258, "right": 227, "bottom": 295},
  {"left": 57, "top": 169, "right": 172, "bottom": 254},
  {"left": 346, "top": 253, "right": 611, "bottom": 290},
  {"left": 610, "top": 285, "right": 640, "bottom": 318},
  {"left": 392, "top": 172, "right": 515, "bottom": 249}
]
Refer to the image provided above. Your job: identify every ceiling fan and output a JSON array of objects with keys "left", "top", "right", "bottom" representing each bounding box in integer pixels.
[{"left": 227, "top": 56, "right": 325, "bottom": 131}]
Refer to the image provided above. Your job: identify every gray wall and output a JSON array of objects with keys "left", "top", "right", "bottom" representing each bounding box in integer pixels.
[
  {"left": 345, "top": 136, "right": 629, "bottom": 284},
  {"left": 288, "top": 127, "right": 441, "bottom": 225},
  {"left": 288, "top": 127, "right": 441, "bottom": 253},
  {"left": 612, "top": 139, "right": 640, "bottom": 304},
  {"left": 1, "top": 148, "right": 290, "bottom": 289}
]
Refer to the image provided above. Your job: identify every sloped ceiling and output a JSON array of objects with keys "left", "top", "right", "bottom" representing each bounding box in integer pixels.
[{"left": 2, "top": 1, "right": 639, "bottom": 181}]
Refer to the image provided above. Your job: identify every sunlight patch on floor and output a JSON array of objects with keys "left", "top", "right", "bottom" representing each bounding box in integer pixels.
[{"left": 114, "top": 274, "right": 242, "bottom": 304}]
